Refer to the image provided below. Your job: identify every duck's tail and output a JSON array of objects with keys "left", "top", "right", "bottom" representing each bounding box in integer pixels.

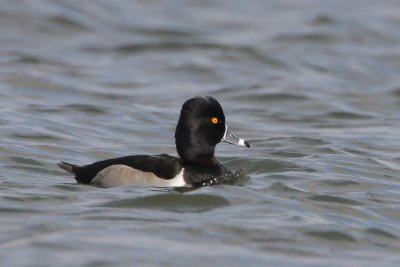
[{"left": 57, "top": 161, "right": 78, "bottom": 175}]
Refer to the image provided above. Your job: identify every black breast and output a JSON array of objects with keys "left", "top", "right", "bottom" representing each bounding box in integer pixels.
[{"left": 183, "top": 163, "right": 227, "bottom": 187}]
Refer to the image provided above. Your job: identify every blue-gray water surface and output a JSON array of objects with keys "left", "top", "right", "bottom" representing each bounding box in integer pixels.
[{"left": 1, "top": 0, "right": 400, "bottom": 266}]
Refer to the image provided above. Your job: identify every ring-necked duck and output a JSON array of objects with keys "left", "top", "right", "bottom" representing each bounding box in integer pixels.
[{"left": 57, "top": 96, "right": 249, "bottom": 188}]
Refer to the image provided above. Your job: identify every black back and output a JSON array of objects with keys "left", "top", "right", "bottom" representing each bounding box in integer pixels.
[{"left": 72, "top": 154, "right": 183, "bottom": 184}]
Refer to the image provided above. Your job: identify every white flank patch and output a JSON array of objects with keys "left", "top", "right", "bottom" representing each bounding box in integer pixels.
[{"left": 91, "top": 165, "right": 187, "bottom": 188}]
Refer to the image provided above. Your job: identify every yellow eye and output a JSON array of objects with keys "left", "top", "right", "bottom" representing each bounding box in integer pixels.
[{"left": 211, "top": 117, "right": 219, "bottom": 124}]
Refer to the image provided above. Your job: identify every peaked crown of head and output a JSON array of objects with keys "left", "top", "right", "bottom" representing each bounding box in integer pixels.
[{"left": 174, "top": 96, "right": 226, "bottom": 163}]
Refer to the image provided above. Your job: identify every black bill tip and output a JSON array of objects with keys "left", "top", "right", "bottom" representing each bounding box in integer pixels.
[{"left": 244, "top": 140, "right": 250, "bottom": 148}]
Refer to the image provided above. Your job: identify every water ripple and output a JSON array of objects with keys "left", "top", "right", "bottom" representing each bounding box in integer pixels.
[
  {"left": 99, "top": 193, "right": 230, "bottom": 213},
  {"left": 304, "top": 230, "right": 356, "bottom": 242},
  {"left": 308, "top": 195, "right": 363, "bottom": 206}
]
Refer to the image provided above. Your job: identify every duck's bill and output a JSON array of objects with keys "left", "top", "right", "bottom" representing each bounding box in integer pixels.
[{"left": 221, "top": 125, "right": 250, "bottom": 148}]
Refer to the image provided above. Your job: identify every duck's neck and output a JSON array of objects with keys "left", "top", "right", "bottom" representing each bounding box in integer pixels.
[
  {"left": 176, "top": 142, "right": 218, "bottom": 165},
  {"left": 196, "top": 151, "right": 218, "bottom": 165}
]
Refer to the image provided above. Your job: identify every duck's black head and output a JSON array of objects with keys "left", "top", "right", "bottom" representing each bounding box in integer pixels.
[{"left": 175, "top": 96, "right": 249, "bottom": 165}]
